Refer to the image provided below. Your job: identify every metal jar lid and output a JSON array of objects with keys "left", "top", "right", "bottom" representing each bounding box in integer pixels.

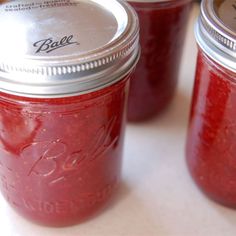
[
  {"left": 195, "top": 0, "right": 236, "bottom": 72},
  {"left": 0, "top": 0, "right": 139, "bottom": 98}
]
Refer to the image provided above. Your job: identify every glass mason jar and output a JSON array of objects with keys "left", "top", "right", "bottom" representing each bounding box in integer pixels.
[
  {"left": 186, "top": 0, "right": 236, "bottom": 207},
  {"left": 0, "top": 0, "right": 139, "bottom": 226},
  {"left": 127, "top": 0, "right": 192, "bottom": 121}
]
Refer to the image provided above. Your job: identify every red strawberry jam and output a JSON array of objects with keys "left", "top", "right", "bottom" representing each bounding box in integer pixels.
[
  {"left": 187, "top": 51, "right": 236, "bottom": 207},
  {"left": 0, "top": 78, "right": 129, "bottom": 226},
  {"left": 128, "top": 0, "right": 192, "bottom": 121},
  {"left": 186, "top": 0, "right": 236, "bottom": 207}
]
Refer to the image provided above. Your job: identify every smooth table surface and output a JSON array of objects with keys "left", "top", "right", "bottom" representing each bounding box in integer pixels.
[{"left": 1, "top": 4, "right": 236, "bottom": 236}]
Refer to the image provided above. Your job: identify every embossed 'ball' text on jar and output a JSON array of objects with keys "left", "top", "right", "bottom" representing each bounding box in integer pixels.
[
  {"left": 127, "top": 0, "right": 192, "bottom": 121},
  {"left": 186, "top": 0, "right": 236, "bottom": 207},
  {"left": 0, "top": 0, "right": 139, "bottom": 226}
]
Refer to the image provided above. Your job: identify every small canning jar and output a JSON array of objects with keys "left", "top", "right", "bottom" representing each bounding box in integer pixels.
[
  {"left": 127, "top": 0, "right": 192, "bottom": 121},
  {"left": 186, "top": 0, "right": 236, "bottom": 207},
  {"left": 0, "top": 0, "right": 139, "bottom": 226}
]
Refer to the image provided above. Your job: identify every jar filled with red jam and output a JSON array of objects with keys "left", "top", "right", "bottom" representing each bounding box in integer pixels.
[
  {"left": 186, "top": 0, "right": 236, "bottom": 207},
  {"left": 0, "top": 0, "right": 139, "bottom": 226},
  {"left": 127, "top": 0, "right": 192, "bottom": 121}
]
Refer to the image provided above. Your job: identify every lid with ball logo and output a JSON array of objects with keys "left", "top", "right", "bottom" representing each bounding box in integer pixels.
[{"left": 0, "top": 0, "right": 139, "bottom": 97}]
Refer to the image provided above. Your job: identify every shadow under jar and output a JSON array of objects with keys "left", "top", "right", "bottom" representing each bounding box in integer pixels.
[
  {"left": 127, "top": 0, "right": 192, "bottom": 121},
  {"left": 186, "top": 0, "right": 236, "bottom": 207},
  {"left": 0, "top": 0, "right": 139, "bottom": 227}
]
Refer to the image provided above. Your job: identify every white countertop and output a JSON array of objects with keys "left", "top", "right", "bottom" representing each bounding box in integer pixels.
[{"left": 1, "top": 4, "right": 236, "bottom": 236}]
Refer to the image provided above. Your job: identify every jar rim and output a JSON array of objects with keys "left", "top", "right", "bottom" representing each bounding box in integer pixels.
[{"left": 195, "top": 0, "right": 236, "bottom": 72}]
